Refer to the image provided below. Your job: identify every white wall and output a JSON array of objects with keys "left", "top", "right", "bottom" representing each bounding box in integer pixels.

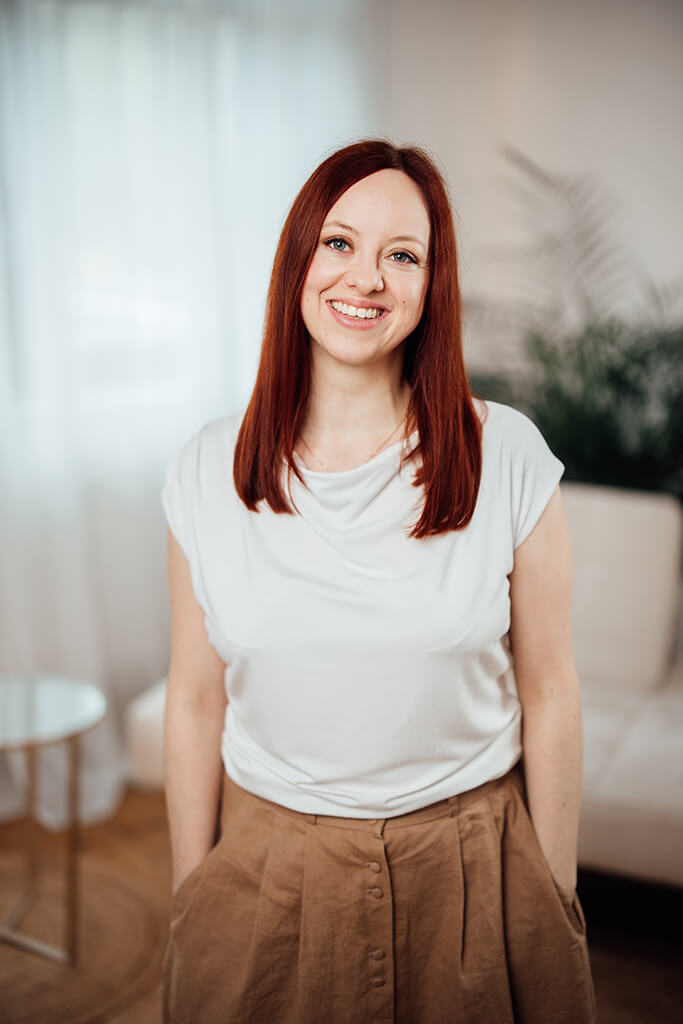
[{"left": 377, "top": 0, "right": 683, "bottom": 367}]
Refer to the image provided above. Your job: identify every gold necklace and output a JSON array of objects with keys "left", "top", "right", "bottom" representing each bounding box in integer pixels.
[{"left": 299, "top": 414, "right": 407, "bottom": 472}]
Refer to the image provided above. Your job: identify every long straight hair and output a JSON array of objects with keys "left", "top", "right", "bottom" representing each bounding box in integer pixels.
[{"left": 233, "top": 139, "right": 483, "bottom": 539}]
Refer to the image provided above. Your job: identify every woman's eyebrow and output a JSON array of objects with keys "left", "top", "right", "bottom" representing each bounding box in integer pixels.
[
  {"left": 386, "top": 234, "right": 426, "bottom": 248},
  {"left": 322, "top": 220, "right": 357, "bottom": 234},
  {"left": 322, "top": 221, "right": 427, "bottom": 249}
]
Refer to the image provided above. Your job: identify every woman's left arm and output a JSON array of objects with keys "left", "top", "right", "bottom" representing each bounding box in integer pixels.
[{"left": 509, "top": 484, "right": 583, "bottom": 901}]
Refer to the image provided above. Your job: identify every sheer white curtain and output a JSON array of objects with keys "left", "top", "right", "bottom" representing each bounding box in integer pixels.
[{"left": 0, "top": 0, "right": 379, "bottom": 826}]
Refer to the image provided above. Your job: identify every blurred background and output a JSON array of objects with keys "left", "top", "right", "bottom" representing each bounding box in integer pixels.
[{"left": 0, "top": 1, "right": 681, "bottom": 1015}]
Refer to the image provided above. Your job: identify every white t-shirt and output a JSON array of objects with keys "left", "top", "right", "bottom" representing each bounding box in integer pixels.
[{"left": 161, "top": 398, "right": 564, "bottom": 817}]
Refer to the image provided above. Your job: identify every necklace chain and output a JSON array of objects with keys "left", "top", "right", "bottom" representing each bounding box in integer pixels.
[{"left": 299, "top": 414, "right": 407, "bottom": 473}]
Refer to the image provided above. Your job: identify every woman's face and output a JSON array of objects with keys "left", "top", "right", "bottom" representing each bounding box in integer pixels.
[{"left": 300, "top": 169, "right": 430, "bottom": 371}]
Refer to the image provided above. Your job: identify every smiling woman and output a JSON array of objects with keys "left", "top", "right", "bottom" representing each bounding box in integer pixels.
[
  {"left": 300, "top": 170, "right": 430, "bottom": 394},
  {"left": 161, "top": 139, "right": 597, "bottom": 1023},
  {"left": 295, "top": 169, "right": 430, "bottom": 474},
  {"left": 234, "top": 140, "right": 481, "bottom": 522}
]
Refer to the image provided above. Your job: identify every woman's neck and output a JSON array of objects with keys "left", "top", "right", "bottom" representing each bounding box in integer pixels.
[{"left": 297, "top": 379, "right": 413, "bottom": 473}]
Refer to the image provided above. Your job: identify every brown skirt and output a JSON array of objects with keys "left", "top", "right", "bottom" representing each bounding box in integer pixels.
[{"left": 162, "top": 761, "right": 597, "bottom": 1023}]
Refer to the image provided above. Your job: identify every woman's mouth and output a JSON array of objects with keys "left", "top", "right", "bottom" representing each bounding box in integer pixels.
[{"left": 327, "top": 300, "right": 388, "bottom": 327}]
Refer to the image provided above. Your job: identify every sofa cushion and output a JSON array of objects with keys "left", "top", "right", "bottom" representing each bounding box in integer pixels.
[
  {"left": 562, "top": 483, "right": 682, "bottom": 694},
  {"left": 578, "top": 661, "right": 683, "bottom": 887},
  {"left": 580, "top": 687, "right": 645, "bottom": 793}
]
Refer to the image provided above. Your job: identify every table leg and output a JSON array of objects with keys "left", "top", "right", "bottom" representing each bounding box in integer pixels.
[
  {"left": 0, "top": 747, "right": 38, "bottom": 932},
  {"left": 26, "top": 744, "right": 39, "bottom": 900},
  {"left": 0, "top": 738, "right": 81, "bottom": 965},
  {"left": 65, "top": 735, "right": 80, "bottom": 965}
]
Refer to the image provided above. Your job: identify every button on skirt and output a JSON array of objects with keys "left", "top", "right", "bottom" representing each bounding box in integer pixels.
[{"left": 162, "top": 761, "right": 597, "bottom": 1023}]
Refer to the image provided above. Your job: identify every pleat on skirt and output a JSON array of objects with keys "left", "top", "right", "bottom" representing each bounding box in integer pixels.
[{"left": 162, "top": 760, "right": 597, "bottom": 1023}]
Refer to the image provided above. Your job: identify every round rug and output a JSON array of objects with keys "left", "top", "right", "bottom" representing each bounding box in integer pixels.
[{"left": 0, "top": 852, "right": 167, "bottom": 1024}]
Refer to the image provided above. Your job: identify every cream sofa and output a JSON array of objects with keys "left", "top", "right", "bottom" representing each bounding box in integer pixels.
[
  {"left": 562, "top": 482, "right": 683, "bottom": 888},
  {"left": 125, "top": 482, "right": 683, "bottom": 887}
]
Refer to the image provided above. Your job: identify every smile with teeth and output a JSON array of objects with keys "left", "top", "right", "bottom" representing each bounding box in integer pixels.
[{"left": 329, "top": 300, "right": 384, "bottom": 319}]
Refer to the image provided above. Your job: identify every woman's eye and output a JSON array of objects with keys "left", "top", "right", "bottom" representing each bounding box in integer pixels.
[
  {"left": 389, "top": 250, "right": 417, "bottom": 265},
  {"left": 323, "top": 237, "right": 351, "bottom": 252}
]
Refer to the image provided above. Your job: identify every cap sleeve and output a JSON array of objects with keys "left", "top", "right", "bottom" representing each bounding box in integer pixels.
[
  {"left": 161, "top": 431, "right": 201, "bottom": 556},
  {"left": 160, "top": 429, "right": 212, "bottom": 618},
  {"left": 507, "top": 409, "right": 565, "bottom": 549}
]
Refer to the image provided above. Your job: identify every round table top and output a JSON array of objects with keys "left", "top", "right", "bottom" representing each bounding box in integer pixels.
[{"left": 0, "top": 674, "right": 108, "bottom": 750}]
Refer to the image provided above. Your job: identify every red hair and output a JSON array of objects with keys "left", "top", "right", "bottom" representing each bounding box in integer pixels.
[{"left": 233, "top": 139, "right": 482, "bottom": 538}]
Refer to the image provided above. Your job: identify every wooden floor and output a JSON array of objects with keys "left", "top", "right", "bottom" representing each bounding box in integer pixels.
[
  {"left": 80, "top": 786, "right": 171, "bottom": 1024},
  {"left": 92, "top": 787, "right": 171, "bottom": 1023},
  {"left": 4, "top": 785, "right": 683, "bottom": 1022},
  {"left": 1, "top": 786, "right": 171, "bottom": 1024}
]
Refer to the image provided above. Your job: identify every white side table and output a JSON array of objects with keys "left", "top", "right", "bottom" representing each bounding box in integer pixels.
[{"left": 0, "top": 674, "right": 107, "bottom": 965}]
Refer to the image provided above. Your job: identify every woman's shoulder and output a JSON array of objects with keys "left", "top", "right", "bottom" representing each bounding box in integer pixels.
[
  {"left": 164, "top": 407, "right": 246, "bottom": 500},
  {"left": 200, "top": 406, "right": 245, "bottom": 444},
  {"left": 474, "top": 396, "right": 529, "bottom": 430},
  {"left": 474, "top": 397, "right": 564, "bottom": 480},
  {"left": 177, "top": 406, "right": 245, "bottom": 461},
  {"left": 474, "top": 397, "right": 549, "bottom": 450},
  {"left": 473, "top": 398, "right": 564, "bottom": 548}
]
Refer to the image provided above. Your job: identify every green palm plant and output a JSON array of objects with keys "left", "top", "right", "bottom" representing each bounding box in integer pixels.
[{"left": 467, "top": 148, "right": 683, "bottom": 501}]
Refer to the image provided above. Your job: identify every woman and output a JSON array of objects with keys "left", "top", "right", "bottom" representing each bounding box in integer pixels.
[{"left": 161, "top": 139, "right": 597, "bottom": 1023}]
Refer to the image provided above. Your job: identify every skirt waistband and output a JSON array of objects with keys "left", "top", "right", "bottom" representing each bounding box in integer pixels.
[{"left": 221, "top": 760, "right": 524, "bottom": 835}]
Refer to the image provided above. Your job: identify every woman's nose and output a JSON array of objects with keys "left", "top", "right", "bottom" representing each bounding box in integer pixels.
[{"left": 343, "top": 254, "right": 384, "bottom": 294}]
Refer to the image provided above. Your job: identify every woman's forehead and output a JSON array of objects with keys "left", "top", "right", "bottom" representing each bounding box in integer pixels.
[{"left": 325, "top": 169, "right": 430, "bottom": 245}]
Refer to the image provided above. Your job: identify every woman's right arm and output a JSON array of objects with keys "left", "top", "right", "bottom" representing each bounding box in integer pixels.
[{"left": 164, "top": 528, "right": 228, "bottom": 898}]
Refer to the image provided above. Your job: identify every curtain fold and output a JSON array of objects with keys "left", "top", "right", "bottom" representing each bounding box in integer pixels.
[{"left": 0, "top": 0, "right": 377, "bottom": 826}]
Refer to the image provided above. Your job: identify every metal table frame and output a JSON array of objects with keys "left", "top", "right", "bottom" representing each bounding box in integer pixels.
[{"left": 0, "top": 677, "right": 107, "bottom": 966}]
